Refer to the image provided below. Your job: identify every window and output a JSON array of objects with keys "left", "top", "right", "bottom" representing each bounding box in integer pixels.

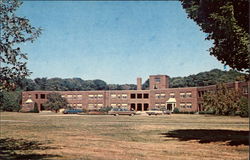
[
  {"left": 155, "top": 94, "right": 160, "bottom": 99},
  {"left": 186, "top": 103, "right": 192, "bottom": 108},
  {"left": 155, "top": 103, "right": 160, "bottom": 108},
  {"left": 88, "top": 95, "right": 94, "bottom": 99},
  {"left": 122, "top": 94, "right": 127, "bottom": 99},
  {"left": 170, "top": 93, "right": 175, "bottom": 98},
  {"left": 35, "top": 94, "right": 38, "bottom": 99},
  {"left": 111, "top": 94, "right": 116, "bottom": 99},
  {"left": 186, "top": 92, "right": 192, "bottom": 98},
  {"left": 111, "top": 104, "right": 117, "bottom": 107},
  {"left": 180, "top": 103, "right": 185, "bottom": 108},
  {"left": 160, "top": 94, "right": 166, "bottom": 98},
  {"left": 198, "top": 91, "right": 205, "bottom": 97},
  {"left": 143, "top": 93, "right": 149, "bottom": 99},
  {"left": 243, "top": 87, "right": 248, "bottom": 94},
  {"left": 161, "top": 103, "right": 165, "bottom": 107},
  {"left": 131, "top": 94, "right": 136, "bottom": 99},
  {"left": 97, "top": 104, "right": 103, "bottom": 108},
  {"left": 155, "top": 78, "right": 161, "bottom": 82},
  {"left": 40, "top": 94, "right": 46, "bottom": 99},
  {"left": 180, "top": 93, "right": 185, "bottom": 98},
  {"left": 77, "top": 104, "right": 82, "bottom": 107},
  {"left": 137, "top": 94, "right": 142, "bottom": 99},
  {"left": 117, "top": 94, "right": 121, "bottom": 99},
  {"left": 97, "top": 94, "right": 103, "bottom": 99}
]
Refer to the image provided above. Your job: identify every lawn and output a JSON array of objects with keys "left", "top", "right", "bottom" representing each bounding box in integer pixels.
[{"left": 0, "top": 112, "right": 249, "bottom": 160}]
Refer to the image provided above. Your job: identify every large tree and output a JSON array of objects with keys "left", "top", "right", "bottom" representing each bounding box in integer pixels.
[
  {"left": 180, "top": 0, "right": 249, "bottom": 72},
  {"left": 0, "top": 0, "right": 42, "bottom": 91},
  {"left": 43, "top": 93, "right": 68, "bottom": 113}
]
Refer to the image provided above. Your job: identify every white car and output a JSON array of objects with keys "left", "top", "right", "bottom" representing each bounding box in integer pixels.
[{"left": 146, "top": 108, "right": 164, "bottom": 116}]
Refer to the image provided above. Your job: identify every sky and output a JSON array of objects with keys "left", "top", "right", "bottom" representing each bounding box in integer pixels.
[{"left": 17, "top": 1, "right": 225, "bottom": 84}]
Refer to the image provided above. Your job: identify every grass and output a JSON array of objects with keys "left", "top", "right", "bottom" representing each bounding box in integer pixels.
[{"left": 0, "top": 112, "right": 249, "bottom": 160}]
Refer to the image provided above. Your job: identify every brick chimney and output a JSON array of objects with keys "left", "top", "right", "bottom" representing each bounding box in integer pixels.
[{"left": 137, "top": 77, "right": 142, "bottom": 90}]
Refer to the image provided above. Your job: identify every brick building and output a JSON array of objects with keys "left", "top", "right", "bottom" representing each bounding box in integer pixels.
[{"left": 21, "top": 75, "right": 249, "bottom": 112}]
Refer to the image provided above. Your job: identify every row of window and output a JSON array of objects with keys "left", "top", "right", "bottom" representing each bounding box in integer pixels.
[
  {"left": 62, "top": 94, "right": 83, "bottom": 100},
  {"left": 111, "top": 94, "right": 128, "bottom": 99},
  {"left": 67, "top": 103, "right": 83, "bottom": 107},
  {"left": 154, "top": 92, "right": 192, "bottom": 99},
  {"left": 130, "top": 93, "right": 149, "bottom": 99},
  {"left": 180, "top": 102, "right": 192, "bottom": 108}
]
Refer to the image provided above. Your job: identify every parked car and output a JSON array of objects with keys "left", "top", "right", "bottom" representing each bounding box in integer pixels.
[
  {"left": 108, "top": 108, "right": 136, "bottom": 116},
  {"left": 146, "top": 108, "right": 164, "bottom": 116},
  {"left": 162, "top": 110, "right": 172, "bottom": 115},
  {"left": 63, "top": 109, "right": 83, "bottom": 114}
]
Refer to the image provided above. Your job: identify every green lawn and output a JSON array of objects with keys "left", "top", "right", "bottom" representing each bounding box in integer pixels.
[{"left": 0, "top": 112, "right": 249, "bottom": 160}]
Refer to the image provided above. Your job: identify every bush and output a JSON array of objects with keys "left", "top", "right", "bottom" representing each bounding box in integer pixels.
[
  {"left": 198, "top": 110, "right": 215, "bottom": 115},
  {"left": 99, "top": 107, "right": 112, "bottom": 113},
  {"left": 238, "top": 97, "right": 249, "bottom": 117},
  {"left": 33, "top": 103, "right": 39, "bottom": 113},
  {"left": 173, "top": 108, "right": 180, "bottom": 113}
]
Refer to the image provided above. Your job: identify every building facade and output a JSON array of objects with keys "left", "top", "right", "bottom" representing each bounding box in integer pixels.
[{"left": 21, "top": 75, "right": 249, "bottom": 112}]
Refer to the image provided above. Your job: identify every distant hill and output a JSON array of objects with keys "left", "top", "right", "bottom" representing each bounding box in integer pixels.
[
  {"left": 19, "top": 69, "right": 246, "bottom": 91},
  {"left": 142, "top": 69, "right": 247, "bottom": 89}
]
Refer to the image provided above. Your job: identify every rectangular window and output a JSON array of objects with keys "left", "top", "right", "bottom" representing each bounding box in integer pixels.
[
  {"left": 155, "top": 94, "right": 160, "bottom": 99},
  {"left": 180, "top": 103, "right": 185, "bottom": 108},
  {"left": 88, "top": 95, "right": 94, "bottom": 99},
  {"left": 137, "top": 93, "right": 142, "bottom": 99},
  {"left": 155, "top": 78, "right": 161, "bottom": 82},
  {"left": 77, "top": 104, "right": 82, "bottom": 107},
  {"left": 111, "top": 104, "right": 117, "bottom": 107},
  {"left": 180, "top": 93, "right": 185, "bottom": 98},
  {"left": 122, "top": 94, "right": 128, "bottom": 99},
  {"left": 186, "top": 103, "right": 192, "bottom": 108},
  {"left": 143, "top": 93, "right": 149, "bottom": 99},
  {"left": 131, "top": 94, "right": 136, "bottom": 99},
  {"left": 40, "top": 94, "right": 46, "bottom": 99},
  {"left": 170, "top": 93, "right": 175, "bottom": 98},
  {"left": 97, "top": 94, "right": 103, "bottom": 98},
  {"left": 160, "top": 94, "right": 166, "bottom": 98},
  {"left": 35, "top": 94, "right": 38, "bottom": 99},
  {"left": 111, "top": 94, "right": 116, "bottom": 99},
  {"left": 186, "top": 92, "right": 192, "bottom": 98},
  {"left": 243, "top": 87, "right": 248, "bottom": 94}
]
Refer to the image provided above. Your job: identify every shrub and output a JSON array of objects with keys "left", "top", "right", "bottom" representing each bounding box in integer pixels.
[
  {"left": 33, "top": 103, "right": 39, "bottom": 113},
  {"left": 99, "top": 107, "right": 112, "bottom": 113},
  {"left": 173, "top": 108, "right": 180, "bottom": 113},
  {"left": 238, "top": 97, "right": 249, "bottom": 117}
]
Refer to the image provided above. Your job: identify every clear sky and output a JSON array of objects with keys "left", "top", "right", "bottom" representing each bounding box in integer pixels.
[{"left": 18, "top": 1, "right": 225, "bottom": 84}]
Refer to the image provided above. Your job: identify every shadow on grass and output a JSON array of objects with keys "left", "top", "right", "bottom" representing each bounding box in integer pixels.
[
  {"left": 161, "top": 129, "right": 249, "bottom": 146},
  {"left": 0, "top": 138, "right": 61, "bottom": 160}
]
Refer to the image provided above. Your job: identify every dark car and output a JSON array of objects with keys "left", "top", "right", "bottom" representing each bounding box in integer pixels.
[
  {"left": 63, "top": 109, "right": 83, "bottom": 114},
  {"left": 108, "top": 108, "right": 136, "bottom": 116}
]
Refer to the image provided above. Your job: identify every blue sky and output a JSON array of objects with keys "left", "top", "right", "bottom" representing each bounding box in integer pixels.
[{"left": 18, "top": 1, "right": 225, "bottom": 84}]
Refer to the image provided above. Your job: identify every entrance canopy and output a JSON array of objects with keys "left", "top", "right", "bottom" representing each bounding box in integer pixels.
[
  {"left": 25, "top": 99, "right": 33, "bottom": 104},
  {"left": 166, "top": 98, "right": 176, "bottom": 103}
]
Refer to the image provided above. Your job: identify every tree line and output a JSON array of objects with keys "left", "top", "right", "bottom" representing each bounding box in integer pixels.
[
  {"left": 16, "top": 69, "right": 246, "bottom": 91},
  {"left": 142, "top": 69, "right": 246, "bottom": 89}
]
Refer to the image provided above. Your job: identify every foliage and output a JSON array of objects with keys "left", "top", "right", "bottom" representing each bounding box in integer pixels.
[
  {"left": 142, "top": 69, "right": 246, "bottom": 89},
  {"left": 33, "top": 103, "right": 39, "bottom": 113},
  {"left": 203, "top": 83, "right": 242, "bottom": 115},
  {"left": 173, "top": 108, "right": 180, "bottom": 113},
  {"left": 43, "top": 93, "right": 68, "bottom": 112},
  {"left": 180, "top": 0, "right": 249, "bottom": 72},
  {"left": 238, "top": 97, "right": 249, "bottom": 117},
  {"left": 0, "top": 0, "right": 42, "bottom": 91},
  {"left": 99, "top": 107, "right": 112, "bottom": 113},
  {"left": 0, "top": 91, "right": 21, "bottom": 111}
]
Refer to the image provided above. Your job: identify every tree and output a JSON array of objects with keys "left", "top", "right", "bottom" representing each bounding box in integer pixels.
[
  {"left": 0, "top": 0, "right": 42, "bottom": 91},
  {"left": 180, "top": 0, "right": 249, "bottom": 72},
  {"left": 203, "top": 83, "right": 241, "bottom": 115},
  {"left": 43, "top": 93, "right": 68, "bottom": 113},
  {"left": 0, "top": 91, "right": 21, "bottom": 111}
]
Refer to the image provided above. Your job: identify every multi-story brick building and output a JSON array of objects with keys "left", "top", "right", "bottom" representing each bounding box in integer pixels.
[{"left": 21, "top": 75, "right": 249, "bottom": 112}]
